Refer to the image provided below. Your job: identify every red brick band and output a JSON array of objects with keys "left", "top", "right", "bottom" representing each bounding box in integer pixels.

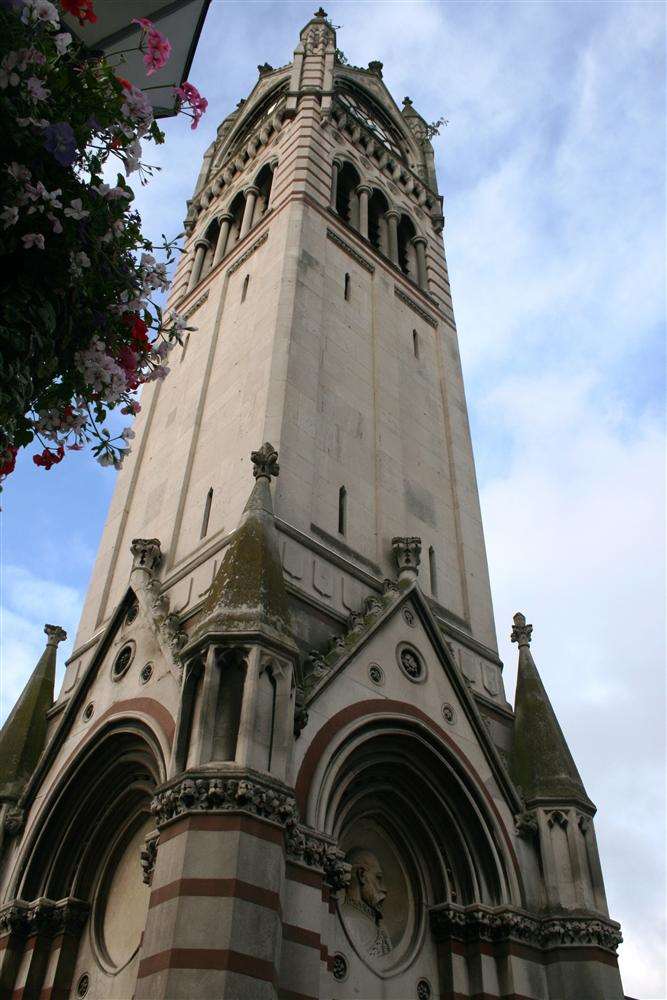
[
  {"left": 137, "top": 947, "right": 278, "bottom": 985},
  {"left": 282, "top": 924, "right": 320, "bottom": 951},
  {"left": 149, "top": 877, "right": 282, "bottom": 917},
  {"left": 158, "top": 811, "right": 284, "bottom": 846}
]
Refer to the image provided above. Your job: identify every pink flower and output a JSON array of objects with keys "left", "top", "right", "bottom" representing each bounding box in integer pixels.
[
  {"left": 132, "top": 17, "right": 153, "bottom": 30},
  {"left": 144, "top": 28, "right": 171, "bottom": 75},
  {"left": 174, "top": 81, "right": 208, "bottom": 129},
  {"left": 22, "top": 232, "right": 45, "bottom": 249},
  {"left": 26, "top": 76, "right": 49, "bottom": 102}
]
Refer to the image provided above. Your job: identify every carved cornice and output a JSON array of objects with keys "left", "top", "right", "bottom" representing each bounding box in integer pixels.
[
  {"left": 227, "top": 230, "right": 269, "bottom": 275},
  {"left": 326, "top": 228, "right": 375, "bottom": 273},
  {"left": 394, "top": 286, "right": 438, "bottom": 328},
  {"left": 0, "top": 897, "right": 89, "bottom": 938},
  {"left": 430, "top": 903, "right": 622, "bottom": 954},
  {"left": 150, "top": 770, "right": 349, "bottom": 888},
  {"left": 184, "top": 289, "right": 209, "bottom": 320}
]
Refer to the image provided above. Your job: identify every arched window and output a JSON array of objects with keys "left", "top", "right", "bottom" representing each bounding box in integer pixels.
[
  {"left": 397, "top": 213, "right": 418, "bottom": 282},
  {"left": 225, "top": 191, "right": 246, "bottom": 254},
  {"left": 201, "top": 217, "right": 220, "bottom": 279},
  {"left": 368, "top": 188, "right": 390, "bottom": 255},
  {"left": 344, "top": 273, "right": 351, "bottom": 301},
  {"left": 201, "top": 487, "right": 213, "bottom": 538},
  {"left": 338, "top": 485, "right": 347, "bottom": 535},
  {"left": 413, "top": 329, "right": 419, "bottom": 358},
  {"left": 336, "top": 161, "right": 361, "bottom": 228},
  {"left": 252, "top": 162, "right": 274, "bottom": 225},
  {"left": 241, "top": 274, "right": 250, "bottom": 302},
  {"left": 429, "top": 545, "right": 437, "bottom": 596}
]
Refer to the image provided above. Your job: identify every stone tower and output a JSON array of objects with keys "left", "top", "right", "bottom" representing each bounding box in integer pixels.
[{"left": 0, "top": 10, "right": 625, "bottom": 999}]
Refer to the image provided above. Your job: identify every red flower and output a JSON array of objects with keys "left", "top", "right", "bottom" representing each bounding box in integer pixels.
[
  {"left": 124, "top": 313, "right": 151, "bottom": 350},
  {"left": 61, "top": 0, "right": 97, "bottom": 26},
  {"left": 0, "top": 445, "right": 17, "bottom": 478},
  {"left": 33, "top": 445, "right": 65, "bottom": 470},
  {"left": 116, "top": 76, "right": 133, "bottom": 92}
]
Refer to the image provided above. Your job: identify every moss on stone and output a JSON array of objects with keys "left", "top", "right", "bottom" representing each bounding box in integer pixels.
[
  {"left": 0, "top": 634, "right": 57, "bottom": 801},
  {"left": 510, "top": 645, "right": 591, "bottom": 806}
]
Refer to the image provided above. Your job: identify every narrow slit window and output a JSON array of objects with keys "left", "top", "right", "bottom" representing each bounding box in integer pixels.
[
  {"left": 429, "top": 545, "right": 438, "bottom": 597},
  {"left": 413, "top": 329, "right": 419, "bottom": 358},
  {"left": 344, "top": 272, "right": 351, "bottom": 301},
  {"left": 338, "top": 485, "right": 347, "bottom": 535},
  {"left": 201, "top": 487, "right": 213, "bottom": 539},
  {"left": 241, "top": 273, "right": 250, "bottom": 303},
  {"left": 179, "top": 333, "right": 190, "bottom": 364}
]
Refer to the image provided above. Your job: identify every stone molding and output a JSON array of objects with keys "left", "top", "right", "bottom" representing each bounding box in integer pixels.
[
  {"left": 394, "top": 286, "right": 438, "bottom": 328},
  {"left": 150, "top": 769, "right": 349, "bottom": 888},
  {"left": 429, "top": 903, "right": 622, "bottom": 954},
  {"left": 0, "top": 897, "right": 89, "bottom": 938},
  {"left": 227, "top": 230, "right": 269, "bottom": 275},
  {"left": 326, "top": 228, "right": 375, "bottom": 273}
]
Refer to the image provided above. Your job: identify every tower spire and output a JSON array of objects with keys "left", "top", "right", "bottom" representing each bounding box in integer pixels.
[
  {"left": 509, "top": 612, "right": 592, "bottom": 806},
  {"left": 192, "top": 442, "right": 293, "bottom": 648},
  {"left": 0, "top": 624, "right": 66, "bottom": 803}
]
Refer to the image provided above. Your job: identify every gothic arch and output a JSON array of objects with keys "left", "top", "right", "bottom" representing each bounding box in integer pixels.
[
  {"left": 297, "top": 705, "right": 523, "bottom": 909},
  {"left": 12, "top": 718, "right": 165, "bottom": 903},
  {"left": 336, "top": 160, "right": 361, "bottom": 227}
]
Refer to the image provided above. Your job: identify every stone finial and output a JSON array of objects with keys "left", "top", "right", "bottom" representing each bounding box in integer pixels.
[
  {"left": 511, "top": 612, "right": 533, "bottom": 647},
  {"left": 314, "top": 6, "right": 328, "bottom": 17},
  {"left": 251, "top": 442, "right": 279, "bottom": 481},
  {"left": 258, "top": 62, "right": 274, "bottom": 75},
  {"left": 130, "top": 538, "right": 162, "bottom": 573},
  {"left": 403, "top": 96, "right": 414, "bottom": 108},
  {"left": 44, "top": 624, "right": 67, "bottom": 646},
  {"left": 392, "top": 536, "right": 422, "bottom": 584},
  {"left": 368, "top": 60, "right": 383, "bottom": 77}
]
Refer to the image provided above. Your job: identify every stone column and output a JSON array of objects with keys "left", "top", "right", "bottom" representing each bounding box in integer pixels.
[
  {"left": 212, "top": 212, "right": 234, "bottom": 268},
  {"left": 240, "top": 185, "right": 259, "bottom": 239},
  {"left": 329, "top": 157, "right": 342, "bottom": 211},
  {"left": 186, "top": 240, "right": 209, "bottom": 293},
  {"left": 356, "top": 184, "right": 372, "bottom": 240},
  {"left": 412, "top": 235, "right": 428, "bottom": 290},
  {"left": 385, "top": 209, "right": 399, "bottom": 264}
]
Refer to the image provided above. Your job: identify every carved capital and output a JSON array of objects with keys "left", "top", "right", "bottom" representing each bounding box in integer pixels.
[
  {"left": 141, "top": 832, "right": 159, "bottom": 886},
  {"left": 514, "top": 810, "right": 538, "bottom": 839},
  {"left": 391, "top": 536, "right": 422, "bottom": 583},
  {"left": 251, "top": 441, "right": 280, "bottom": 481},
  {"left": 511, "top": 611, "right": 533, "bottom": 647},
  {"left": 130, "top": 538, "right": 162, "bottom": 574},
  {"left": 44, "top": 623, "right": 67, "bottom": 646}
]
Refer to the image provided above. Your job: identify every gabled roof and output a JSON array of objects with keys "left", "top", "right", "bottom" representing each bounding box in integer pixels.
[{"left": 304, "top": 581, "right": 523, "bottom": 814}]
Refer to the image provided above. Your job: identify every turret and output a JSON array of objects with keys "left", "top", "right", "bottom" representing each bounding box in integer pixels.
[{"left": 511, "top": 613, "right": 610, "bottom": 915}]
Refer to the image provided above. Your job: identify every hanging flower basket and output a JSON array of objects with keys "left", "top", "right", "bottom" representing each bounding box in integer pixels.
[{"left": 0, "top": 0, "right": 208, "bottom": 480}]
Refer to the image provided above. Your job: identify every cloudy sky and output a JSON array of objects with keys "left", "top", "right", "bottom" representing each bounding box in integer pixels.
[{"left": 1, "top": 1, "right": 664, "bottom": 995}]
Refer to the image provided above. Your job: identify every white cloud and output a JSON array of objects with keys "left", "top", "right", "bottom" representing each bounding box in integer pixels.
[
  {"left": 0, "top": 566, "right": 81, "bottom": 719},
  {"left": 480, "top": 373, "right": 665, "bottom": 997}
]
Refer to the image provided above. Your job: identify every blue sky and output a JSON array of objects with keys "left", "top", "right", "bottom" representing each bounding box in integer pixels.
[{"left": 1, "top": 2, "right": 665, "bottom": 995}]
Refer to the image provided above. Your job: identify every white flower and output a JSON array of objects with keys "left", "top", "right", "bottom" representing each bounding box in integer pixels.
[
  {"left": 64, "top": 198, "right": 89, "bottom": 220},
  {"left": 21, "top": 0, "right": 60, "bottom": 29},
  {"left": 1, "top": 206, "right": 18, "bottom": 228},
  {"left": 7, "top": 163, "right": 30, "bottom": 183},
  {"left": 22, "top": 232, "right": 45, "bottom": 249},
  {"left": 26, "top": 76, "right": 49, "bottom": 102},
  {"left": 54, "top": 32, "right": 72, "bottom": 55},
  {"left": 123, "top": 138, "right": 142, "bottom": 175},
  {"left": 121, "top": 427, "right": 135, "bottom": 442},
  {"left": 70, "top": 251, "right": 91, "bottom": 276},
  {"left": 47, "top": 212, "right": 62, "bottom": 234},
  {"left": 0, "top": 53, "right": 20, "bottom": 89}
]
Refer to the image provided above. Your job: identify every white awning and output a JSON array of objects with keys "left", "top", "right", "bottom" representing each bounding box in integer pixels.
[{"left": 64, "top": 0, "right": 211, "bottom": 118}]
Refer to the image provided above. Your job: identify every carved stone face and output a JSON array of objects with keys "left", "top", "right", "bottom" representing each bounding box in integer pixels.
[
  {"left": 346, "top": 849, "right": 387, "bottom": 917},
  {"left": 360, "top": 855, "right": 386, "bottom": 914}
]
